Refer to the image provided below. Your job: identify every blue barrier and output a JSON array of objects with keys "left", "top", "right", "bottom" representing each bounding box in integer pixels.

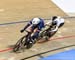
[
  {"left": 21, "top": 45, "right": 75, "bottom": 60},
  {"left": 40, "top": 49, "right": 75, "bottom": 60}
]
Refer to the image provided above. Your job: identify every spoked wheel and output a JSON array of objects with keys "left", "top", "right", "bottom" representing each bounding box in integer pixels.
[
  {"left": 40, "top": 30, "right": 49, "bottom": 41},
  {"left": 37, "top": 32, "right": 49, "bottom": 43},
  {"left": 43, "top": 36, "right": 49, "bottom": 41},
  {"left": 26, "top": 42, "right": 33, "bottom": 49},
  {"left": 25, "top": 38, "right": 34, "bottom": 49},
  {"left": 13, "top": 35, "right": 26, "bottom": 52}
]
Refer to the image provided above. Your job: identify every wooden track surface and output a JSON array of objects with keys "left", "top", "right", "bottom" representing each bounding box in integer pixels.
[{"left": 0, "top": 0, "right": 75, "bottom": 60}]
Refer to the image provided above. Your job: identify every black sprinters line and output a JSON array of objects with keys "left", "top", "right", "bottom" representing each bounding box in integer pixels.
[{"left": 21, "top": 44, "right": 75, "bottom": 60}]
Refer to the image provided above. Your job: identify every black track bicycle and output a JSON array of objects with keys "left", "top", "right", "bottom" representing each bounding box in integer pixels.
[
  {"left": 13, "top": 25, "right": 57, "bottom": 52},
  {"left": 13, "top": 31, "right": 34, "bottom": 52}
]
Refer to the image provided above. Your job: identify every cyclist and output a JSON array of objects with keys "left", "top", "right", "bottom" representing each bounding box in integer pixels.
[
  {"left": 20, "top": 17, "right": 45, "bottom": 43},
  {"left": 45, "top": 16, "right": 65, "bottom": 37}
]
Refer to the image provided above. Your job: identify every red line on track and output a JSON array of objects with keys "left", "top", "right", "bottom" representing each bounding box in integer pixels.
[
  {"left": 0, "top": 35, "right": 75, "bottom": 53},
  {"left": 0, "top": 48, "right": 12, "bottom": 52}
]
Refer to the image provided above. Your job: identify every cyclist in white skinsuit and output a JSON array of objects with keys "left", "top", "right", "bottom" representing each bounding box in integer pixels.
[{"left": 46, "top": 16, "right": 65, "bottom": 32}]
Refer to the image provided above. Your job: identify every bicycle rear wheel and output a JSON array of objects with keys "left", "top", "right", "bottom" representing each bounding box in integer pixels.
[
  {"left": 26, "top": 42, "right": 33, "bottom": 49},
  {"left": 25, "top": 38, "right": 33, "bottom": 49}
]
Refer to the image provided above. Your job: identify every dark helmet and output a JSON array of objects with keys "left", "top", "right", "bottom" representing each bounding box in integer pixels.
[{"left": 52, "top": 16, "right": 57, "bottom": 21}]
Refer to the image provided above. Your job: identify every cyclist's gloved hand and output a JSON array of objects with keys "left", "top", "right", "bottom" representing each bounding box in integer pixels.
[{"left": 20, "top": 29, "right": 24, "bottom": 33}]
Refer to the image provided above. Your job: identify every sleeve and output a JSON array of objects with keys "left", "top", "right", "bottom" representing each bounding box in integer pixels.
[{"left": 23, "top": 20, "right": 32, "bottom": 30}]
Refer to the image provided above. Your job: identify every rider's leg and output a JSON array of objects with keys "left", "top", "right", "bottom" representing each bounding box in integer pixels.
[{"left": 31, "top": 31, "right": 39, "bottom": 41}]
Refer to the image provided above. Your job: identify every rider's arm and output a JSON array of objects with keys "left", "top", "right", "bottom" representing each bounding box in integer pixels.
[
  {"left": 23, "top": 23, "right": 30, "bottom": 31},
  {"left": 45, "top": 20, "right": 52, "bottom": 26},
  {"left": 22, "top": 21, "right": 32, "bottom": 31}
]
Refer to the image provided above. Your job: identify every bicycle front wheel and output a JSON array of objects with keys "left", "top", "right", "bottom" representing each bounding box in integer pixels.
[{"left": 13, "top": 35, "right": 26, "bottom": 52}]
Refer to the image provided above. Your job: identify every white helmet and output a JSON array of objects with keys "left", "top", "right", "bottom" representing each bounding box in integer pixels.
[{"left": 32, "top": 18, "right": 40, "bottom": 25}]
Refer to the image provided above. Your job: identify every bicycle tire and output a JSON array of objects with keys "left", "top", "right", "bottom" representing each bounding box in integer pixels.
[
  {"left": 26, "top": 42, "right": 33, "bottom": 49},
  {"left": 13, "top": 35, "right": 26, "bottom": 52},
  {"left": 25, "top": 38, "right": 33, "bottom": 49}
]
